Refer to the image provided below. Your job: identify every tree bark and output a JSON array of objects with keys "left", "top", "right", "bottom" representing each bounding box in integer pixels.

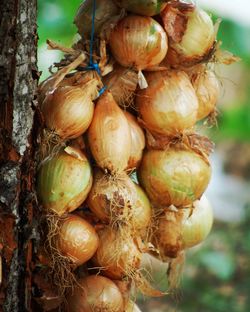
[{"left": 0, "top": 0, "right": 39, "bottom": 311}]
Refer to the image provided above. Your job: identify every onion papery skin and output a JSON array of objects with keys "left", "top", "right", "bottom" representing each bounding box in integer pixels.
[
  {"left": 74, "top": 0, "right": 119, "bottom": 38},
  {"left": 88, "top": 91, "right": 131, "bottom": 173},
  {"left": 66, "top": 275, "right": 124, "bottom": 312},
  {"left": 162, "top": 6, "right": 215, "bottom": 67},
  {"left": 93, "top": 227, "right": 141, "bottom": 279},
  {"left": 42, "top": 85, "right": 94, "bottom": 139},
  {"left": 191, "top": 69, "right": 220, "bottom": 120},
  {"left": 37, "top": 148, "right": 92, "bottom": 216},
  {"left": 124, "top": 111, "right": 145, "bottom": 170},
  {"left": 152, "top": 196, "right": 213, "bottom": 259},
  {"left": 114, "top": 0, "right": 168, "bottom": 16},
  {"left": 138, "top": 148, "right": 211, "bottom": 208},
  {"left": 109, "top": 15, "right": 168, "bottom": 70},
  {"left": 136, "top": 71, "right": 198, "bottom": 136},
  {"left": 57, "top": 215, "right": 99, "bottom": 266}
]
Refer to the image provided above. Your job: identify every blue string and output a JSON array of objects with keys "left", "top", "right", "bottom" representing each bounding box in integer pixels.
[{"left": 82, "top": 0, "right": 106, "bottom": 97}]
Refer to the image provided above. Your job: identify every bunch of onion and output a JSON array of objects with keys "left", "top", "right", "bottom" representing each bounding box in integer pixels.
[
  {"left": 124, "top": 111, "right": 145, "bottom": 170},
  {"left": 138, "top": 147, "right": 211, "bottom": 208},
  {"left": 161, "top": 3, "right": 216, "bottom": 67},
  {"left": 152, "top": 196, "right": 213, "bottom": 260},
  {"left": 87, "top": 170, "right": 151, "bottom": 233},
  {"left": 136, "top": 70, "right": 198, "bottom": 137},
  {"left": 190, "top": 67, "right": 220, "bottom": 121},
  {"left": 114, "top": 0, "right": 168, "bottom": 16},
  {"left": 103, "top": 64, "right": 138, "bottom": 108},
  {"left": 74, "top": 0, "right": 119, "bottom": 39},
  {"left": 109, "top": 15, "right": 168, "bottom": 88},
  {"left": 37, "top": 147, "right": 92, "bottom": 216},
  {"left": 66, "top": 275, "right": 124, "bottom": 312},
  {"left": 88, "top": 91, "right": 131, "bottom": 173}
]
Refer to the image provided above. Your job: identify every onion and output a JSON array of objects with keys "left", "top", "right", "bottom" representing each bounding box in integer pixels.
[
  {"left": 162, "top": 4, "right": 215, "bottom": 67},
  {"left": 37, "top": 147, "right": 92, "bottom": 216},
  {"left": 42, "top": 79, "right": 99, "bottom": 139},
  {"left": 138, "top": 148, "right": 211, "bottom": 208},
  {"left": 56, "top": 215, "right": 99, "bottom": 266},
  {"left": 124, "top": 111, "right": 145, "bottom": 170},
  {"left": 136, "top": 71, "right": 198, "bottom": 136},
  {"left": 74, "top": 0, "right": 119, "bottom": 39},
  {"left": 152, "top": 196, "right": 213, "bottom": 259},
  {"left": 93, "top": 227, "right": 141, "bottom": 279},
  {"left": 66, "top": 275, "right": 124, "bottom": 312},
  {"left": 103, "top": 65, "right": 138, "bottom": 108},
  {"left": 87, "top": 91, "right": 131, "bottom": 173},
  {"left": 114, "top": 0, "right": 168, "bottom": 16},
  {"left": 109, "top": 15, "right": 168, "bottom": 71},
  {"left": 191, "top": 68, "right": 220, "bottom": 120}
]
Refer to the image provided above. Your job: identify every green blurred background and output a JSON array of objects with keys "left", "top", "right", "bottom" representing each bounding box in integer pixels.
[{"left": 38, "top": 1, "right": 250, "bottom": 311}]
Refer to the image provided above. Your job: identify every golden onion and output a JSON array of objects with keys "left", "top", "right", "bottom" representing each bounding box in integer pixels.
[
  {"left": 114, "top": 0, "right": 168, "bottom": 16},
  {"left": 124, "top": 111, "right": 145, "bottom": 170},
  {"left": 109, "top": 15, "right": 168, "bottom": 71},
  {"left": 136, "top": 71, "right": 198, "bottom": 136},
  {"left": 37, "top": 147, "right": 92, "bottom": 216},
  {"left": 66, "top": 275, "right": 124, "bottom": 312},
  {"left": 56, "top": 214, "right": 99, "bottom": 266},
  {"left": 138, "top": 148, "right": 211, "bottom": 208},
  {"left": 88, "top": 91, "right": 131, "bottom": 173}
]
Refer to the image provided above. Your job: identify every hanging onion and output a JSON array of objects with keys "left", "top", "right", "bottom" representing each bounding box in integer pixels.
[
  {"left": 109, "top": 15, "right": 168, "bottom": 71},
  {"left": 88, "top": 91, "right": 131, "bottom": 173},
  {"left": 124, "top": 111, "right": 145, "bottom": 170},
  {"left": 191, "top": 68, "right": 220, "bottom": 120},
  {"left": 138, "top": 148, "right": 211, "bottom": 208},
  {"left": 103, "top": 65, "right": 138, "bottom": 108},
  {"left": 136, "top": 71, "right": 198, "bottom": 136},
  {"left": 74, "top": 0, "right": 119, "bottom": 39},
  {"left": 56, "top": 215, "right": 99, "bottom": 266},
  {"left": 152, "top": 196, "right": 213, "bottom": 260},
  {"left": 66, "top": 275, "right": 124, "bottom": 312},
  {"left": 42, "top": 79, "right": 99, "bottom": 139},
  {"left": 162, "top": 4, "right": 215, "bottom": 67},
  {"left": 114, "top": 0, "right": 168, "bottom": 16},
  {"left": 37, "top": 147, "right": 92, "bottom": 216},
  {"left": 93, "top": 227, "right": 141, "bottom": 279}
]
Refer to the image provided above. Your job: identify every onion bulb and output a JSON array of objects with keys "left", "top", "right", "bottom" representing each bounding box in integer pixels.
[
  {"left": 37, "top": 147, "right": 92, "bottom": 216},
  {"left": 138, "top": 148, "right": 211, "bottom": 208},
  {"left": 42, "top": 79, "right": 99, "bottom": 139},
  {"left": 191, "top": 68, "right": 220, "bottom": 120},
  {"left": 66, "top": 275, "right": 124, "bottom": 312},
  {"left": 124, "top": 111, "right": 145, "bottom": 170},
  {"left": 74, "top": 0, "right": 119, "bottom": 39},
  {"left": 88, "top": 91, "right": 131, "bottom": 173},
  {"left": 109, "top": 15, "right": 168, "bottom": 71},
  {"left": 152, "top": 196, "right": 213, "bottom": 259},
  {"left": 56, "top": 215, "right": 99, "bottom": 266},
  {"left": 114, "top": 0, "right": 168, "bottom": 16},
  {"left": 93, "top": 227, "right": 141, "bottom": 279},
  {"left": 136, "top": 71, "right": 198, "bottom": 136},
  {"left": 162, "top": 4, "right": 215, "bottom": 67},
  {"left": 103, "top": 65, "right": 138, "bottom": 108}
]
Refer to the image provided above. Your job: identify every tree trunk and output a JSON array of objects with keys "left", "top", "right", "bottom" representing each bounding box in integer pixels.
[{"left": 0, "top": 0, "right": 39, "bottom": 311}]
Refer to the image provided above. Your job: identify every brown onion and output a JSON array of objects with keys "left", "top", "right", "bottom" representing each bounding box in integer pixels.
[
  {"left": 56, "top": 214, "right": 99, "bottom": 266},
  {"left": 88, "top": 91, "right": 131, "bottom": 173},
  {"left": 136, "top": 71, "right": 198, "bottom": 136},
  {"left": 93, "top": 227, "right": 141, "bottom": 279},
  {"left": 124, "top": 111, "right": 145, "bottom": 170},
  {"left": 109, "top": 15, "right": 168, "bottom": 71},
  {"left": 66, "top": 275, "right": 124, "bottom": 312},
  {"left": 114, "top": 0, "right": 168, "bottom": 16},
  {"left": 138, "top": 148, "right": 211, "bottom": 208},
  {"left": 37, "top": 147, "right": 92, "bottom": 216}
]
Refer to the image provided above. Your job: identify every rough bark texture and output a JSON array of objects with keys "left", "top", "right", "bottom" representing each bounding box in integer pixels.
[{"left": 0, "top": 0, "right": 39, "bottom": 311}]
